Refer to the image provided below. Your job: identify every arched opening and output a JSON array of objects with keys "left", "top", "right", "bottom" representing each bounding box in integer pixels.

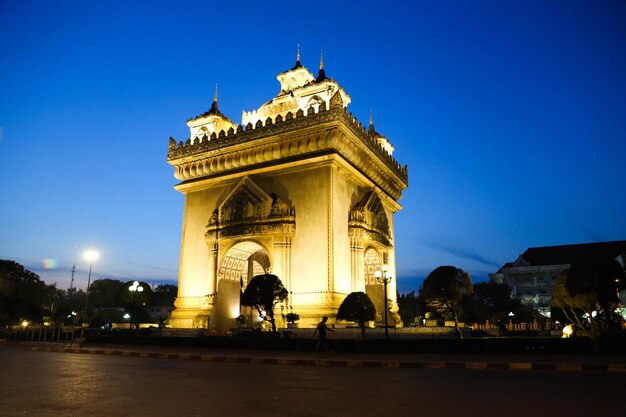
[
  {"left": 364, "top": 247, "right": 385, "bottom": 325},
  {"left": 364, "top": 247, "right": 383, "bottom": 285},
  {"left": 211, "top": 240, "right": 271, "bottom": 331},
  {"left": 217, "top": 241, "right": 271, "bottom": 287}
]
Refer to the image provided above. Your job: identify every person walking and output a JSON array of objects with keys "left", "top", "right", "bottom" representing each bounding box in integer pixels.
[{"left": 312, "top": 316, "right": 334, "bottom": 353}]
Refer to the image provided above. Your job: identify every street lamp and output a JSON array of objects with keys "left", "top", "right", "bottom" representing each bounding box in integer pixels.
[
  {"left": 128, "top": 281, "right": 144, "bottom": 330},
  {"left": 374, "top": 264, "right": 392, "bottom": 340},
  {"left": 83, "top": 249, "right": 99, "bottom": 324}
]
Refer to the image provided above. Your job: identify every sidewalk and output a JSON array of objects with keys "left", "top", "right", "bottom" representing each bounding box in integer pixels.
[{"left": 23, "top": 342, "right": 626, "bottom": 373}]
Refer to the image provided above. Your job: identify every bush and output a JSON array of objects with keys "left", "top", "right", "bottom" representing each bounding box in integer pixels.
[{"left": 286, "top": 313, "right": 300, "bottom": 324}]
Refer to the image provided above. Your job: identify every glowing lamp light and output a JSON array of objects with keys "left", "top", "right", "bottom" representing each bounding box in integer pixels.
[
  {"left": 83, "top": 249, "right": 100, "bottom": 263},
  {"left": 21, "top": 320, "right": 29, "bottom": 327},
  {"left": 129, "top": 281, "right": 144, "bottom": 292},
  {"left": 83, "top": 249, "right": 100, "bottom": 322},
  {"left": 562, "top": 324, "right": 574, "bottom": 338},
  {"left": 123, "top": 313, "right": 130, "bottom": 319},
  {"left": 374, "top": 270, "right": 382, "bottom": 278}
]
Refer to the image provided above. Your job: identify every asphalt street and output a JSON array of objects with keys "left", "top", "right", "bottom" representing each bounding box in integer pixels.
[{"left": 1, "top": 345, "right": 624, "bottom": 417}]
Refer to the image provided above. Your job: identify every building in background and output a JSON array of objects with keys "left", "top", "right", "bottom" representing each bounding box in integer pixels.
[
  {"left": 490, "top": 240, "right": 626, "bottom": 317},
  {"left": 166, "top": 52, "right": 408, "bottom": 330}
]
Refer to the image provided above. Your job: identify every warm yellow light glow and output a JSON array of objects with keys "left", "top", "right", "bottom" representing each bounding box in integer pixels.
[
  {"left": 21, "top": 320, "right": 29, "bottom": 327},
  {"left": 381, "top": 264, "right": 389, "bottom": 272},
  {"left": 83, "top": 249, "right": 100, "bottom": 263},
  {"left": 562, "top": 324, "right": 573, "bottom": 338}
]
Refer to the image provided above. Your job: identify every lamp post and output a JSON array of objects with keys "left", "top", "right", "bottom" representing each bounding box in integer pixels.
[
  {"left": 83, "top": 249, "right": 99, "bottom": 324},
  {"left": 374, "top": 264, "right": 392, "bottom": 340},
  {"left": 128, "top": 281, "right": 144, "bottom": 330}
]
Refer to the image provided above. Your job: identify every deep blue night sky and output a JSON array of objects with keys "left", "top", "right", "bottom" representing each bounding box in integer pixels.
[{"left": 1, "top": 1, "right": 625, "bottom": 293}]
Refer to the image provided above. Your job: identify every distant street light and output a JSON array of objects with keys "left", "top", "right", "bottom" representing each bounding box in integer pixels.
[
  {"left": 128, "top": 281, "right": 144, "bottom": 330},
  {"left": 83, "top": 249, "right": 100, "bottom": 324},
  {"left": 374, "top": 264, "right": 392, "bottom": 340}
]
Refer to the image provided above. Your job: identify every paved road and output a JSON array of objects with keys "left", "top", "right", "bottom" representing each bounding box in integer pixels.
[{"left": 1, "top": 346, "right": 624, "bottom": 417}]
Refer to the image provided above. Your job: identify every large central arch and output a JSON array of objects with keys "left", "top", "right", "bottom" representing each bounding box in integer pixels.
[
  {"left": 211, "top": 240, "right": 271, "bottom": 331},
  {"left": 217, "top": 241, "right": 271, "bottom": 287}
]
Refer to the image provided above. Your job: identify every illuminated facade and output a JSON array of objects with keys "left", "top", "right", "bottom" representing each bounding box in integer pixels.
[
  {"left": 167, "top": 53, "right": 408, "bottom": 330},
  {"left": 490, "top": 240, "right": 626, "bottom": 317}
]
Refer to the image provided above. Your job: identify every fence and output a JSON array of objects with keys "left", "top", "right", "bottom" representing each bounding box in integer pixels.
[
  {"left": 471, "top": 320, "right": 550, "bottom": 331},
  {"left": 6, "top": 325, "right": 84, "bottom": 346}
]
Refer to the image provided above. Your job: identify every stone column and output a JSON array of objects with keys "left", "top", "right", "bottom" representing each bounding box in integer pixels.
[
  {"left": 350, "top": 235, "right": 365, "bottom": 293},
  {"left": 206, "top": 242, "right": 219, "bottom": 305},
  {"left": 273, "top": 235, "right": 292, "bottom": 306}
]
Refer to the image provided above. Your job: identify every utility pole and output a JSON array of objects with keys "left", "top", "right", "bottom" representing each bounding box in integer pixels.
[{"left": 70, "top": 265, "right": 76, "bottom": 291}]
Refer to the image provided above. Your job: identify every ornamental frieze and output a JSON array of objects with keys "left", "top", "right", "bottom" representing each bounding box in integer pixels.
[
  {"left": 206, "top": 220, "right": 295, "bottom": 240},
  {"left": 206, "top": 176, "right": 296, "bottom": 241},
  {"left": 167, "top": 105, "right": 408, "bottom": 195},
  {"left": 170, "top": 125, "right": 405, "bottom": 200}
]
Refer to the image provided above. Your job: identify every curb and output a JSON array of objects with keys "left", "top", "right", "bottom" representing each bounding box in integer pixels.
[{"left": 28, "top": 346, "right": 626, "bottom": 373}]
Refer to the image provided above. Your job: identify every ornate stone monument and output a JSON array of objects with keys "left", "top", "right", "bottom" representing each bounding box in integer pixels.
[{"left": 167, "top": 52, "right": 408, "bottom": 330}]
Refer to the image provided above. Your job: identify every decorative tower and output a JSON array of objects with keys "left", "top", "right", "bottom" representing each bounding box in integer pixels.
[{"left": 167, "top": 54, "right": 408, "bottom": 330}]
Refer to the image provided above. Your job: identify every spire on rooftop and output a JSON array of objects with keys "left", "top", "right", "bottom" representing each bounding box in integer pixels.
[
  {"left": 369, "top": 109, "right": 376, "bottom": 134},
  {"left": 209, "top": 84, "right": 219, "bottom": 114},
  {"left": 316, "top": 50, "right": 326, "bottom": 82},
  {"left": 292, "top": 44, "right": 302, "bottom": 69}
]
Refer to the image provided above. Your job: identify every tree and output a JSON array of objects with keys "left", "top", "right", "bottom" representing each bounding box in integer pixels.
[
  {"left": 397, "top": 291, "right": 420, "bottom": 326},
  {"left": 116, "top": 281, "right": 153, "bottom": 329},
  {"left": 0, "top": 260, "right": 49, "bottom": 326},
  {"left": 421, "top": 266, "right": 473, "bottom": 338},
  {"left": 460, "top": 282, "right": 522, "bottom": 324},
  {"left": 56, "top": 288, "right": 87, "bottom": 322},
  {"left": 565, "top": 256, "right": 625, "bottom": 332},
  {"left": 336, "top": 292, "right": 377, "bottom": 339},
  {"left": 88, "top": 278, "right": 124, "bottom": 309},
  {"left": 552, "top": 271, "right": 596, "bottom": 326},
  {"left": 566, "top": 256, "right": 624, "bottom": 309},
  {"left": 240, "top": 274, "right": 288, "bottom": 332},
  {"left": 153, "top": 284, "right": 178, "bottom": 306}
]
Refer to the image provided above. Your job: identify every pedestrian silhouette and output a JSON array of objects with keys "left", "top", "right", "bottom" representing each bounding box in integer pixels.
[{"left": 312, "top": 316, "right": 334, "bottom": 352}]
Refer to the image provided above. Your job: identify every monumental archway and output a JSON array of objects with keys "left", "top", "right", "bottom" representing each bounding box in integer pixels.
[{"left": 167, "top": 55, "right": 408, "bottom": 329}]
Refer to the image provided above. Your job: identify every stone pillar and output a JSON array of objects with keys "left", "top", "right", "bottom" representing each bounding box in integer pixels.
[
  {"left": 273, "top": 235, "right": 292, "bottom": 307},
  {"left": 350, "top": 237, "right": 365, "bottom": 293},
  {"left": 206, "top": 242, "right": 218, "bottom": 304}
]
